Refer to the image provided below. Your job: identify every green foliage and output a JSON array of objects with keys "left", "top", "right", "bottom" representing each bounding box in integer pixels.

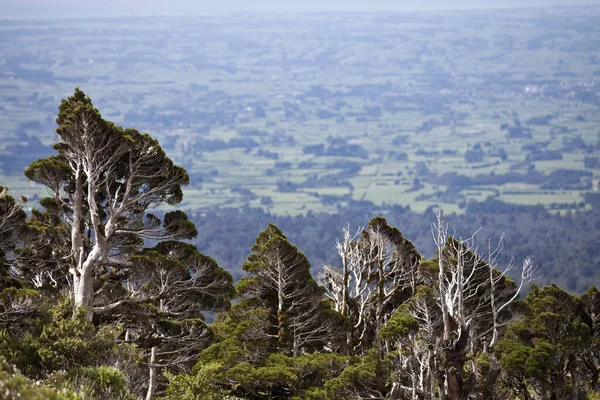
[
  {"left": 0, "top": 357, "right": 77, "bottom": 400},
  {"left": 24, "top": 156, "right": 72, "bottom": 191},
  {"left": 163, "top": 211, "right": 198, "bottom": 239},
  {"left": 496, "top": 284, "right": 597, "bottom": 399},
  {"left": 0, "top": 298, "right": 134, "bottom": 377},
  {"left": 323, "top": 350, "right": 390, "bottom": 400},
  {"left": 0, "top": 287, "right": 39, "bottom": 305},
  {"left": 380, "top": 305, "right": 419, "bottom": 339},
  {"left": 589, "top": 391, "right": 600, "bottom": 400},
  {"left": 227, "top": 360, "right": 297, "bottom": 397},
  {"left": 162, "top": 363, "right": 232, "bottom": 400},
  {"left": 197, "top": 300, "right": 273, "bottom": 369},
  {"left": 48, "top": 366, "right": 136, "bottom": 400},
  {"left": 33, "top": 303, "right": 114, "bottom": 372},
  {"left": 177, "top": 287, "right": 350, "bottom": 399},
  {"left": 187, "top": 351, "right": 352, "bottom": 400},
  {"left": 495, "top": 336, "right": 530, "bottom": 378}
]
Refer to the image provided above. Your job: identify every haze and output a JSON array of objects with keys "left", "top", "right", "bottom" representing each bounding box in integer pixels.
[{"left": 1, "top": 0, "right": 596, "bottom": 19}]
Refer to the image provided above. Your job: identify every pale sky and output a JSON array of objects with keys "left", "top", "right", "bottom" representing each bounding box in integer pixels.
[{"left": 1, "top": 0, "right": 597, "bottom": 19}]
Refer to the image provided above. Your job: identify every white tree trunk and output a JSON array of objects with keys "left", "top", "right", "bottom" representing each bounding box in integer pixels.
[
  {"left": 277, "top": 260, "right": 285, "bottom": 348},
  {"left": 145, "top": 346, "right": 157, "bottom": 400},
  {"left": 73, "top": 241, "right": 105, "bottom": 320},
  {"left": 73, "top": 266, "right": 94, "bottom": 320},
  {"left": 435, "top": 208, "right": 451, "bottom": 341},
  {"left": 71, "top": 165, "right": 84, "bottom": 253},
  {"left": 292, "top": 334, "right": 299, "bottom": 358}
]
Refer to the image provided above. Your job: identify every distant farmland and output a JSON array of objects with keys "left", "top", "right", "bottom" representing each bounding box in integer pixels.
[{"left": 1, "top": 6, "right": 599, "bottom": 215}]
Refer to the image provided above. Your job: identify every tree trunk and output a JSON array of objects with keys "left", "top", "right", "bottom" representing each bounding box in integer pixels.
[
  {"left": 292, "top": 336, "right": 299, "bottom": 358},
  {"left": 445, "top": 325, "right": 469, "bottom": 400},
  {"left": 436, "top": 355, "right": 446, "bottom": 400},
  {"left": 428, "top": 349, "right": 436, "bottom": 399},
  {"left": 73, "top": 263, "right": 94, "bottom": 320},
  {"left": 436, "top": 209, "right": 451, "bottom": 342},
  {"left": 571, "top": 360, "right": 580, "bottom": 400},
  {"left": 341, "top": 247, "right": 348, "bottom": 317},
  {"left": 341, "top": 248, "right": 351, "bottom": 355},
  {"left": 71, "top": 171, "right": 108, "bottom": 321},
  {"left": 70, "top": 165, "right": 87, "bottom": 318},
  {"left": 374, "top": 257, "right": 385, "bottom": 358},
  {"left": 477, "top": 355, "right": 501, "bottom": 400},
  {"left": 470, "top": 331, "right": 477, "bottom": 383},
  {"left": 71, "top": 168, "right": 108, "bottom": 321},
  {"left": 73, "top": 242, "right": 104, "bottom": 321},
  {"left": 71, "top": 166, "right": 84, "bottom": 254},
  {"left": 447, "top": 372, "right": 462, "bottom": 400},
  {"left": 145, "top": 346, "right": 157, "bottom": 400},
  {"left": 277, "top": 262, "right": 287, "bottom": 350},
  {"left": 409, "top": 357, "right": 417, "bottom": 400},
  {"left": 552, "top": 371, "right": 567, "bottom": 400}
]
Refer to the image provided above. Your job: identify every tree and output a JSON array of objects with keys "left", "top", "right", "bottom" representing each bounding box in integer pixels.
[
  {"left": 24, "top": 88, "right": 197, "bottom": 320},
  {"left": 320, "top": 217, "right": 421, "bottom": 356},
  {"left": 19, "top": 89, "right": 235, "bottom": 399},
  {"left": 381, "top": 286, "right": 442, "bottom": 399},
  {"left": 421, "top": 206, "right": 536, "bottom": 399},
  {"left": 0, "top": 186, "right": 37, "bottom": 328},
  {"left": 579, "top": 286, "right": 600, "bottom": 394},
  {"left": 496, "top": 284, "right": 594, "bottom": 400},
  {"left": 238, "top": 223, "right": 341, "bottom": 356},
  {"left": 0, "top": 186, "right": 26, "bottom": 262},
  {"left": 170, "top": 225, "right": 348, "bottom": 399},
  {"left": 320, "top": 225, "right": 372, "bottom": 354},
  {"left": 361, "top": 216, "right": 421, "bottom": 357},
  {"left": 106, "top": 241, "right": 234, "bottom": 399}
]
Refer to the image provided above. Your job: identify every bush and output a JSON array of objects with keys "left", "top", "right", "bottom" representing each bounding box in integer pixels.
[
  {"left": 162, "top": 363, "right": 232, "bottom": 400},
  {"left": 48, "top": 366, "right": 136, "bottom": 400},
  {"left": 0, "top": 357, "right": 76, "bottom": 400}
]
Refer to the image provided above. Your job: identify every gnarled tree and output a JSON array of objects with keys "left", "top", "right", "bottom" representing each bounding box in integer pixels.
[
  {"left": 420, "top": 207, "right": 535, "bottom": 399},
  {"left": 24, "top": 88, "right": 197, "bottom": 320},
  {"left": 320, "top": 217, "right": 421, "bottom": 356}
]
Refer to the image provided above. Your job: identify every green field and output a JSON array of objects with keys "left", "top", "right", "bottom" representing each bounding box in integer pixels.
[{"left": 1, "top": 5, "right": 599, "bottom": 215}]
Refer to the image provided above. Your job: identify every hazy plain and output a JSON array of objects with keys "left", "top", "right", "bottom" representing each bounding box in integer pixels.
[{"left": 0, "top": 4, "right": 599, "bottom": 215}]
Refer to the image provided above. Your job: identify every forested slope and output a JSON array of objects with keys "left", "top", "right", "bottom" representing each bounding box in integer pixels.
[{"left": 191, "top": 202, "right": 600, "bottom": 293}]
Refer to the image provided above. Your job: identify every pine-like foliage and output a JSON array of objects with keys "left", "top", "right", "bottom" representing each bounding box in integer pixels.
[{"left": 238, "top": 223, "right": 341, "bottom": 356}]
